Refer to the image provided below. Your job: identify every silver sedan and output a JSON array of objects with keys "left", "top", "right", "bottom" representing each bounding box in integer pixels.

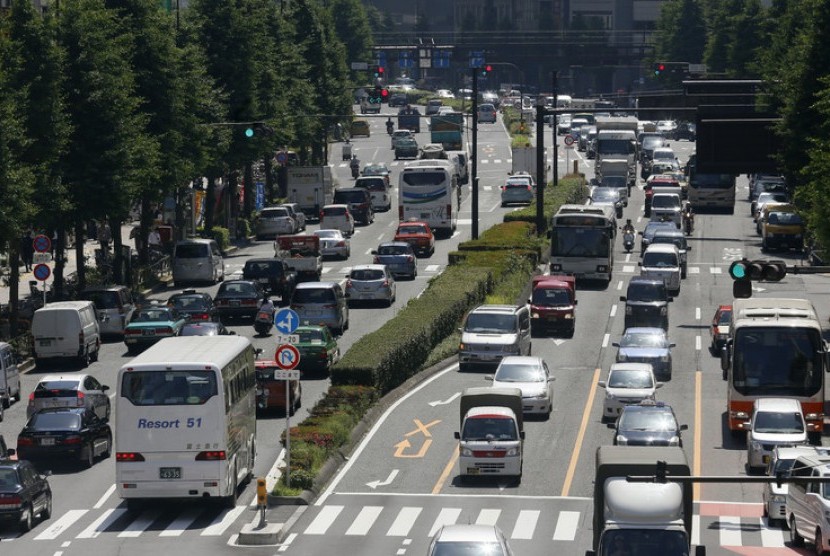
[{"left": 313, "top": 229, "right": 351, "bottom": 260}]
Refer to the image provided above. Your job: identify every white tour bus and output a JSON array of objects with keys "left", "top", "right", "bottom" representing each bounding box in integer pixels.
[
  {"left": 549, "top": 204, "right": 617, "bottom": 282},
  {"left": 399, "top": 161, "right": 459, "bottom": 236},
  {"left": 116, "top": 335, "right": 256, "bottom": 509}
]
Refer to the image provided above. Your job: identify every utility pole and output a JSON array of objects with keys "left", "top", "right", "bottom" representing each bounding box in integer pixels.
[
  {"left": 552, "top": 72, "right": 559, "bottom": 190},
  {"left": 535, "top": 94, "right": 545, "bottom": 234},
  {"left": 471, "top": 66, "right": 479, "bottom": 240}
]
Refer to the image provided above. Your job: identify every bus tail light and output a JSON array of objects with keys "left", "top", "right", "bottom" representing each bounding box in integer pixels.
[
  {"left": 398, "top": 206, "right": 403, "bottom": 220},
  {"left": 117, "top": 452, "right": 146, "bottom": 462},
  {"left": 196, "top": 450, "right": 227, "bottom": 461}
]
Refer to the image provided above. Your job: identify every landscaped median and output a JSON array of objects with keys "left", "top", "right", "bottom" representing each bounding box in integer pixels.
[{"left": 271, "top": 175, "right": 587, "bottom": 497}]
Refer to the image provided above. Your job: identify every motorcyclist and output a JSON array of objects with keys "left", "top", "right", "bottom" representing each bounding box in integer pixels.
[
  {"left": 622, "top": 219, "right": 635, "bottom": 236},
  {"left": 682, "top": 202, "right": 694, "bottom": 233},
  {"left": 350, "top": 154, "right": 360, "bottom": 178},
  {"left": 386, "top": 117, "right": 394, "bottom": 135},
  {"left": 258, "top": 296, "right": 275, "bottom": 317}
]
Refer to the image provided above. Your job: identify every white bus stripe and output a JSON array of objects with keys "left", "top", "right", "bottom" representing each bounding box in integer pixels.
[
  {"left": 428, "top": 508, "right": 461, "bottom": 537},
  {"left": 159, "top": 507, "right": 202, "bottom": 537},
  {"left": 304, "top": 505, "right": 344, "bottom": 535},
  {"left": 35, "top": 509, "right": 88, "bottom": 540},
  {"left": 201, "top": 505, "right": 246, "bottom": 536},
  {"left": 510, "top": 510, "right": 539, "bottom": 540},
  {"left": 552, "top": 510, "right": 580, "bottom": 541},
  {"left": 76, "top": 508, "right": 127, "bottom": 539},
  {"left": 345, "top": 506, "right": 384, "bottom": 536},
  {"left": 387, "top": 507, "right": 422, "bottom": 536}
]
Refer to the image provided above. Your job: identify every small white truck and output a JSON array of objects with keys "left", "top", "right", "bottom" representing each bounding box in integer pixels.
[
  {"left": 286, "top": 166, "right": 333, "bottom": 221},
  {"left": 454, "top": 387, "right": 524, "bottom": 482},
  {"left": 274, "top": 235, "right": 322, "bottom": 283}
]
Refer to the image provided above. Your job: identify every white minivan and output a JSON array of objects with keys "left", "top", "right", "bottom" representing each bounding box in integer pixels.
[
  {"left": 639, "top": 244, "right": 682, "bottom": 296},
  {"left": 0, "top": 342, "right": 21, "bottom": 408},
  {"left": 32, "top": 301, "right": 101, "bottom": 367},
  {"left": 172, "top": 239, "right": 225, "bottom": 287},
  {"left": 786, "top": 449, "right": 830, "bottom": 549}
]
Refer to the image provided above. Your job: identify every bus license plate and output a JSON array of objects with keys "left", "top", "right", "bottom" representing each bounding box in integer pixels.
[{"left": 160, "top": 467, "right": 181, "bottom": 479}]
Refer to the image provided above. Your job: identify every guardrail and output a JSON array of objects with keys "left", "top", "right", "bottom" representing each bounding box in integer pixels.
[{"left": 133, "top": 254, "right": 172, "bottom": 290}]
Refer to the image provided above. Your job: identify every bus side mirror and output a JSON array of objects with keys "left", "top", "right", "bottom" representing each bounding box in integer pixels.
[{"left": 720, "top": 344, "right": 730, "bottom": 373}]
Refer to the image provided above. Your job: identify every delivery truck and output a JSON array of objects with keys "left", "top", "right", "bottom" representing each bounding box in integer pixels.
[{"left": 286, "top": 166, "right": 333, "bottom": 221}]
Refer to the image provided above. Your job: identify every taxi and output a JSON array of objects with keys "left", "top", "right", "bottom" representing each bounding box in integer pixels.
[
  {"left": 393, "top": 220, "right": 435, "bottom": 257},
  {"left": 255, "top": 360, "right": 302, "bottom": 416},
  {"left": 293, "top": 324, "right": 340, "bottom": 374},
  {"left": 123, "top": 305, "right": 187, "bottom": 355}
]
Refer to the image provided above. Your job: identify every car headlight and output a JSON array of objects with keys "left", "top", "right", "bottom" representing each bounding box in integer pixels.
[
  {"left": 668, "top": 436, "right": 680, "bottom": 446},
  {"left": 460, "top": 447, "right": 473, "bottom": 457},
  {"left": 660, "top": 355, "right": 670, "bottom": 362},
  {"left": 750, "top": 441, "right": 763, "bottom": 451},
  {"left": 617, "top": 354, "right": 627, "bottom": 361},
  {"left": 459, "top": 343, "right": 466, "bottom": 351},
  {"left": 531, "top": 312, "right": 540, "bottom": 318},
  {"left": 505, "top": 448, "right": 519, "bottom": 457},
  {"left": 616, "top": 435, "right": 628, "bottom": 445},
  {"left": 563, "top": 313, "right": 573, "bottom": 319}
]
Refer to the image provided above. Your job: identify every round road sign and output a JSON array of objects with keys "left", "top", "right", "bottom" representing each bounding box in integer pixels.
[
  {"left": 275, "top": 344, "right": 301, "bottom": 370},
  {"left": 33, "top": 234, "right": 51, "bottom": 253},
  {"left": 276, "top": 151, "right": 288, "bottom": 165},
  {"left": 33, "top": 263, "right": 51, "bottom": 281},
  {"left": 275, "top": 308, "right": 300, "bottom": 335},
  {"left": 563, "top": 134, "right": 575, "bottom": 146}
]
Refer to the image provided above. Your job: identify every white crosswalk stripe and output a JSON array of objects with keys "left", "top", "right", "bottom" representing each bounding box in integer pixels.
[
  {"left": 552, "top": 510, "right": 580, "bottom": 541},
  {"left": 387, "top": 507, "right": 422, "bottom": 537},
  {"left": 510, "top": 510, "right": 539, "bottom": 539},
  {"left": 718, "top": 515, "right": 742, "bottom": 546},
  {"left": 428, "top": 508, "right": 462, "bottom": 537},
  {"left": 711, "top": 267, "right": 723, "bottom": 274},
  {"left": 475, "top": 509, "right": 501, "bottom": 526},
  {"left": 305, "top": 505, "right": 344, "bottom": 535},
  {"left": 158, "top": 507, "right": 201, "bottom": 537},
  {"left": 345, "top": 506, "right": 384, "bottom": 536},
  {"left": 34, "top": 509, "right": 88, "bottom": 540}
]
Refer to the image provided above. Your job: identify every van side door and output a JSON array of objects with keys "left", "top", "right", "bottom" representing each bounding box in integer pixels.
[{"left": 518, "top": 308, "right": 531, "bottom": 355}]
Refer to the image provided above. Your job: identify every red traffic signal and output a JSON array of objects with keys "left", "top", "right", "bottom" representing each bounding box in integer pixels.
[{"left": 380, "top": 88, "right": 389, "bottom": 101}]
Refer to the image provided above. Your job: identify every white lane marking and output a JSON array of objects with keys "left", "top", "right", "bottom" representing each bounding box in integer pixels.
[
  {"left": 425, "top": 265, "right": 440, "bottom": 272},
  {"left": 689, "top": 267, "right": 700, "bottom": 274},
  {"left": 622, "top": 265, "right": 635, "bottom": 273},
  {"left": 710, "top": 267, "right": 722, "bottom": 274},
  {"left": 609, "top": 305, "right": 617, "bottom": 318},
  {"left": 695, "top": 336, "right": 701, "bottom": 351},
  {"left": 321, "top": 267, "right": 332, "bottom": 274},
  {"left": 427, "top": 508, "right": 462, "bottom": 537},
  {"left": 624, "top": 253, "right": 631, "bottom": 263},
  {"left": 552, "top": 510, "right": 580, "bottom": 541},
  {"left": 159, "top": 507, "right": 201, "bottom": 537},
  {"left": 304, "top": 505, "right": 344, "bottom": 535},
  {"left": 278, "top": 533, "right": 297, "bottom": 552},
  {"left": 365, "top": 248, "right": 374, "bottom": 255},
  {"left": 76, "top": 508, "right": 127, "bottom": 539},
  {"left": 617, "top": 280, "right": 623, "bottom": 291},
  {"left": 93, "top": 485, "right": 116, "bottom": 509},
  {"left": 345, "top": 506, "right": 384, "bottom": 536},
  {"left": 118, "top": 508, "right": 163, "bottom": 537},
  {"left": 759, "top": 517, "right": 785, "bottom": 547},
  {"left": 483, "top": 186, "right": 493, "bottom": 191},
  {"left": 510, "top": 510, "right": 539, "bottom": 540},
  {"left": 387, "top": 507, "right": 422, "bottom": 537},
  {"left": 475, "top": 509, "right": 501, "bottom": 526},
  {"left": 201, "top": 505, "right": 246, "bottom": 536},
  {"left": 692, "top": 514, "right": 700, "bottom": 547},
  {"left": 718, "top": 515, "right": 742, "bottom": 546},
  {"left": 35, "top": 509, "right": 88, "bottom": 540},
  {"left": 429, "top": 392, "right": 461, "bottom": 407},
  {"left": 695, "top": 307, "right": 701, "bottom": 320},
  {"left": 602, "top": 333, "right": 610, "bottom": 348},
  {"left": 457, "top": 219, "right": 472, "bottom": 225}
]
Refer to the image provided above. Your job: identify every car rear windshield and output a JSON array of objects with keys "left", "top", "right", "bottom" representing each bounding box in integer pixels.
[
  {"left": 29, "top": 412, "right": 82, "bottom": 431},
  {"left": 175, "top": 244, "right": 209, "bottom": 258},
  {"left": 244, "top": 261, "right": 282, "bottom": 277},
  {"left": 292, "top": 288, "right": 336, "bottom": 304},
  {"left": 531, "top": 288, "right": 571, "bottom": 306},
  {"left": 80, "top": 291, "right": 120, "bottom": 310},
  {"left": 121, "top": 371, "right": 218, "bottom": 406},
  {"left": 34, "top": 381, "right": 80, "bottom": 397},
  {"left": 378, "top": 245, "right": 411, "bottom": 256},
  {"left": 642, "top": 252, "right": 678, "bottom": 268},
  {"left": 627, "top": 282, "right": 666, "bottom": 301},
  {"left": 324, "top": 207, "right": 347, "bottom": 216},
  {"left": 261, "top": 208, "right": 290, "bottom": 219},
  {"left": 334, "top": 190, "right": 366, "bottom": 203},
  {"left": 350, "top": 269, "right": 384, "bottom": 281},
  {"left": 170, "top": 296, "right": 209, "bottom": 311},
  {"left": 355, "top": 179, "right": 386, "bottom": 192}
]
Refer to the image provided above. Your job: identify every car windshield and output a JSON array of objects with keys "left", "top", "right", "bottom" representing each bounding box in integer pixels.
[
  {"left": 592, "top": 189, "right": 619, "bottom": 202},
  {"left": 464, "top": 313, "right": 517, "bottom": 333},
  {"left": 431, "top": 542, "right": 506, "bottom": 556},
  {"left": 169, "top": 296, "right": 208, "bottom": 310},
  {"left": 619, "top": 410, "right": 677, "bottom": 432},
  {"left": 772, "top": 458, "right": 797, "bottom": 476},
  {"left": 642, "top": 252, "right": 678, "bottom": 268},
  {"left": 350, "top": 269, "right": 385, "bottom": 281},
  {"left": 754, "top": 411, "right": 805, "bottom": 434},
  {"left": 133, "top": 308, "right": 174, "bottom": 322},
  {"left": 378, "top": 245, "right": 411, "bottom": 256},
  {"left": 29, "top": 412, "right": 82, "bottom": 431},
  {"left": 461, "top": 416, "right": 518, "bottom": 441},
  {"left": 608, "top": 370, "right": 653, "bottom": 389},
  {"left": 621, "top": 332, "right": 668, "bottom": 348},
  {"left": 121, "top": 371, "right": 218, "bottom": 406},
  {"left": 297, "top": 329, "right": 325, "bottom": 343},
  {"left": 627, "top": 282, "right": 666, "bottom": 301},
  {"left": 292, "top": 288, "right": 335, "bottom": 304},
  {"left": 600, "top": 177, "right": 626, "bottom": 188},
  {"left": 652, "top": 196, "right": 680, "bottom": 209},
  {"left": 653, "top": 150, "right": 675, "bottom": 160},
  {"left": 651, "top": 236, "right": 685, "bottom": 250},
  {"left": 531, "top": 287, "right": 571, "bottom": 306},
  {"left": 494, "top": 362, "right": 545, "bottom": 383},
  {"left": 642, "top": 136, "right": 664, "bottom": 150}
]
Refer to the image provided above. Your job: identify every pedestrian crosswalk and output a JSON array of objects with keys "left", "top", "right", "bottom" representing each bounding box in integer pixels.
[{"left": 621, "top": 264, "right": 723, "bottom": 274}]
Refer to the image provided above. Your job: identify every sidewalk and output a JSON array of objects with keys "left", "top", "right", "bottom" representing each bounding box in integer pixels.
[{"left": 0, "top": 224, "right": 134, "bottom": 306}]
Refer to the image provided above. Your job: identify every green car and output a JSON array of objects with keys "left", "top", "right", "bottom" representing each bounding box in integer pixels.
[
  {"left": 394, "top": 137, "right": 419, "bottom": 160},
  {"left": 124, "top": 306, "right": 187, "bottom": 355},
  {"left": 294, "top": 325, "right": 340, "bottom": 373}
]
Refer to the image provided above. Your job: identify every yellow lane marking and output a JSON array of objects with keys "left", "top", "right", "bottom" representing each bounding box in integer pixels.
[
  {"left": 432, "top": 448, "right": 459, "bottom": 494},
  {"left": 404, "top": 419, "right": 441, "bottom": 438},
  {"left": 694, "top": 370, "right": 702, "bottom": 501},
  {"left": 561, "top": 367, "right": 601, "bottom": 497},
  {"left": 394, "top": 438, "right": 433, "bottom": 458}
]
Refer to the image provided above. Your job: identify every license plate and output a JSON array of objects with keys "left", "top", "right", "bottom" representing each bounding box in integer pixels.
[
  {"left": 466, "top": 468, "right": 480, "bottom": 475},
  {"left": 763, "top": 455, "right": 770, "bottom": 464},
  {"left": 230, "top": 300, "right": 241, "bottom": 307},
  {"left": 160, "top": 467, "right": 181, "bottom": 479},
  {"left": 142, "top": 329, "right": 155, "bottom": 336},
  {"left": 40, "top": 438, "right": 55, "bottom": 446}
]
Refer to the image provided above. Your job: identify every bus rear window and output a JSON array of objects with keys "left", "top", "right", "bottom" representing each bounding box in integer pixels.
[
  {"left": 121, "top": 371, "right": 218, "bottom": 406},
  {"left": 402, "top": 172, "right": 447, "bottom": 186}
]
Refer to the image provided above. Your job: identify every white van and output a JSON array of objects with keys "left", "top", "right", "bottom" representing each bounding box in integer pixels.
[
  {"left": 32, "top": 301, "right": 101, "bottom": 367},
  {"left": 786, "top": 448, "right": 830, "bottom": 548},
  {"left": 172, "top": 239, "right": 225, "bottom": 287},
  {"left": 639, "top": 244, "right": 682, "bottom": 296},
  {"left": 0, "top": 342, "right": 21, "bottom": 408},
  {"left": 78, "top": 285, "right": 136, "bottom": 338}
]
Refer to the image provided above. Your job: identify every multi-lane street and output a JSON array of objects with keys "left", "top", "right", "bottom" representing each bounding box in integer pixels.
[{"left": 0, "top": 107, "right": 826, "bottom": 556}]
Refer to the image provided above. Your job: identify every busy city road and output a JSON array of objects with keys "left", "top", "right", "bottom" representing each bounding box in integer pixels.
[{"left": 1, "top": 108, "right": 826, "bottom": 556}]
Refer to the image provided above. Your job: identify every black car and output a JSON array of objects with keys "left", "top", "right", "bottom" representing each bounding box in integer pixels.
[
  {"left": 620, "top": 277, "right": 672, "bottom": 330},
  {"left": 388, "top": 93, "right": 408, "bottom": 107},
  {"left": 608, "top": 401, "right": 687, "bottom": 447},
  {"left": 213, "top": 280, "right": 266, "bottom": 321},
  {"left": 672, "top": 122, "right": 696, "bottom": 141},
  {"left": 332, "top": 187, "right": 374, "bottom": 225},
  {"left": 0, "top": 459, "right": 51, "bottom": 532},
  {"left": 166, "top": 290, "right": 219, "bottom": 322},
  {"left": 0, "top": 434, "right": 12, "bottom": 460},
  {"left": 242, "top": 258, "right": 297, "bottom": 299},
  {"left": 179, "top": 322, "right": 234, "bottom": 336},
  {"left": 16, "top": 407, "right": 112, "bottom": 469}
]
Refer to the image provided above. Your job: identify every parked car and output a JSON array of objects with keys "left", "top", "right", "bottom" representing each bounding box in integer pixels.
[
  {"left": 345, "top": 264, "right": 396, "bottom": 307},
  {"left": 487, "top": 356, "right": 554, "bottom": 417},
  {"left": 394, "top": 221, "right": 435, "bottom": 257},
  {"left": 123, "top": 305, "right": 187, "bottom": 354},
  {"left": 166, "top": 290, "right": 219, "bottom": 322},
  {"left": 27, "top": 374, "right": 110, "bottom": 421},
  {"left": 213, "top": 280, "right": 267, "bottom": 321},
  {"left": 0, "top": 459, "right": 52, "bottom": 532},
  {"left": 16, "top": 407, "right": 112, "bottom": 469},
  {"left": 313, "top": 229, "right": 351, "bottom": 260},
  {"left": 372, "top": 241, "right": 418, "bottom": 280}
]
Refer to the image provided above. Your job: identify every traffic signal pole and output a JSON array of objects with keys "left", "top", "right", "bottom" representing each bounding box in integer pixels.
[{"left": 471, "top": 67, "right": 479, "bottom": 240}]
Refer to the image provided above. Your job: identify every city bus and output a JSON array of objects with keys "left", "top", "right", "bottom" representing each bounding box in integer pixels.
[
  {"left": 116, "top": 335, "right": 257, "bottom": 510},
  {"left": 549, "top": 204, "right": 616, "bottom": 282},
  {"left": 722, "top": 298, "right": 828, "bottom": 441},
  {"left": 687, "top": 171, "right": 736, "bottom": 213},
  {"left": 398, "top": 161, "right": 459, "bottom": 236}
]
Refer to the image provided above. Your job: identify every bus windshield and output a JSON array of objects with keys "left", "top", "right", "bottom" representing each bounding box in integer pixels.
[
  {"left": 691, "top": 173, "right": 735, "bottom": 188},
  {"left": 121, "top": 370, "right": 218, "bottom": 406},
  {"left": 732, "top": 327, "right": 823, "bottom": 397},
  {"left": 551, "top": 228, "right": 610, "bottom": 258}
]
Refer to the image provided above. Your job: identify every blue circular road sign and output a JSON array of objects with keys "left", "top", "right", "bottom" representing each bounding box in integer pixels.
[
  {"left": 33, "top": 234, "right": 51, "bottom": 253},
  {"left": 33, "top": 264, "right": 51, "bottom": 281},
  {"left": 274, "top": 308, "right": 300, "bottom": 335}
]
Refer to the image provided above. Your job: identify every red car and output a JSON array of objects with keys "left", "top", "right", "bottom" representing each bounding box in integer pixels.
[
  {"left": 394, "top": 221, "right": 435, "bottom": 257},
  {"left": 710, "top": 304, "right": 733, "bottom": 353},
  {"left": 255, "top": 360, "right": 302, "bottom": 416}
]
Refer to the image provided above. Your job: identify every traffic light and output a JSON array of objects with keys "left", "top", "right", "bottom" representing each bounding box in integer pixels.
[
  {"left": 244, "top": 122, "right": 274, "bottom": 138},
  {"left": 728, "top": 259, "right": 787, "bottom": 298},
  {"left": 480, "top": 64, "right": 492, "bottom": 78},
  {"left": 654, "top": 62, "right": 666, "bottom": 76},
  {"left": 371, "top": 65, "right": 384, "bottom": 78},
  {"left": 380, "top": 88, "right": 389, "bottom": 102},
  {"left": 368, "top": 87, "right": 383, "bottom": 104}
]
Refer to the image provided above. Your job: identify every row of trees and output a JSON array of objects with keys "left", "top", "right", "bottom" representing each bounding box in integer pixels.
[
  {"left": 0, "top": 0, "right": 373, "bottom": 331},
  {"left": 653, "top": 0, "right": 830, "bottom": 252}
]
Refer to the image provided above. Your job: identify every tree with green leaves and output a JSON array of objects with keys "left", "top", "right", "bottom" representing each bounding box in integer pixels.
[{"left": 653, "top": 0, "right": 706, "bottom": 66}]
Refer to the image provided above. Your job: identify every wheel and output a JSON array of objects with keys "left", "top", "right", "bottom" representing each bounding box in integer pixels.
[
  {"left": 81, "top": 442, "right": 95, "bottom": 468},
  {"left": 102, "top": 434, "right": 112, "bottom": 458},
  {"left": 790, "top": 516, "right": 805, "bottom": 547},
  {"left": 19, "top": 504, "right": 33, "bottom": 532},
  {"left": 1, "top": 395, "right": 9, "bottom": 409},
  {"left": 42, "top": 494, "right": 52, "bottom": 520},
  {"left": 80, "top": 348, "right": 91, "bottom": 367},
  {"left": 817, "top": 529, "right": 827, "bottom": 556},
  {"left": 223, "top": 466, "right": 239, "bottom": 508},
  {"left": 91, "top": 346, "right": 100, "bottom": 362},
  {"left": 126, "top": 345, "right": 137, "bottom": 356}
]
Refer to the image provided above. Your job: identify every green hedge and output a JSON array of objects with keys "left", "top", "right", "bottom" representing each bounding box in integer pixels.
[
  {"left": 197, "top": 226, "right": 230, "bottom": 251},
  {"left": 456, "top": 221, "right": 540, "bottom": 253},
  {"left": 331, "top": 265, "right": 493, "bottom": 392}
]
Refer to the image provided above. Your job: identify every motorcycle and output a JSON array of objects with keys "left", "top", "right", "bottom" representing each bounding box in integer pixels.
[
  {"left": 350, "top": 163, "right": 360, "bottom": 179},
  {"left": 683, "top": 214, "right": 694, "bottom": 236},
  {"left": 623, "top": 230, "right": 635, "bottom": 253},
  {"left": 386, "top": 121, "right": 394, "bottom": 135},
  {"left": 253, "top": 302, "right": 276, "bottom": 336}
]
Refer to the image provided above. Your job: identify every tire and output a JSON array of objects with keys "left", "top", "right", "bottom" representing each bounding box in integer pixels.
[
  {"left": 790, "top": 516, "right": 805, "bottom": 547},
  {"left": 80, "top": 348, "right": 91, "bottom": 368},
  {"left": 42, "top": 495, "right": 52, "bottom": 520},
  {"left": 817, "top": 529, "right": 828, "bottom": 556},
  {"left": 126, "top": 345, "right": 137, "bottom": 356},
  {"left": 82, "top": 442, "right": 95, "bottom": 468},
  {"left": 102, "top": 434, "right": 112, "bottom": 458},
  {"left": 1, "top": 395, "right": 9, "bottom": 409},
  {"left": 19, "top": 504, "right": 33, "bottom": 533},
  {"left": 223, "top": 466, "right": 239, "bottom": 509},
  {"left": 91, "top": 346, "right": 100, "bottom": 363}
]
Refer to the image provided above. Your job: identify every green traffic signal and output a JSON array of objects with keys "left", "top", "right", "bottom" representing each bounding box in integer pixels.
[
  {"left": 728, "top": 259, "right": 788, "bottom": 298},
  {"left": 245, "top": 127, "right": 255, "bottom": 138}
]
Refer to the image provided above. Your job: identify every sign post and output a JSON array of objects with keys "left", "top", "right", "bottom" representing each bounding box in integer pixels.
[
  {"left": 274, "top": 334, "right": 301, "bottom": 488},
  {"left": 32, "top": 235, "right": 52, "bottom": 306}
]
